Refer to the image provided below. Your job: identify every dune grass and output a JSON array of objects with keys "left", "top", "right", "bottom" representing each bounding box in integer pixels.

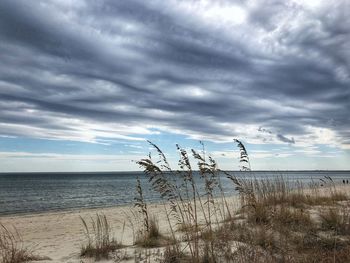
[
  {"left": 80, "top": 213, "right": 122, "bottom": 260},
  {"left": 134, "top": 216, "right": 165, "bottom": 248},
  {"left": 319, "top": 207, "right": 350, "bottom": 235},
  {"left": 0, "top": 223, "right": 47, "bottom": 263},
  {"left": 133, "top": 140, "right": 350, "bottom": 262}
]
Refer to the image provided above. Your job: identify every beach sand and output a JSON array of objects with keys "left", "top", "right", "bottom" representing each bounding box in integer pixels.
[{"left": 0, "top": 196, "right": 240, "bottom": 263}]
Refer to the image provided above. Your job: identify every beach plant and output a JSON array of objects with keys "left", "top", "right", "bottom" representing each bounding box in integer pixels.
[
  {"left": 137, "top": 143, "right": 195, "bottom": 260},
  {"left": 136, "top": 142, "right": 196, "bottom": 251},
  {"left": 234, "top": 138, "right": 251, "bottom": 171},
  {"left": 136, "top": 140, "right": 250, "bottom": 262},
  {"left": 135, "top": 139, "right": 350, "bottom": 263},
  {"left": 80, "top": 213, "right": 121, "bottom": 260},
  {"left": 134, "top": 217, "right": 162, "bottom": 248},
  {"left": 134, "top": 177, "right": 150, "bottom": 234},
  {"left": 0, "top": 223, "right": 46, "bottom": 263},
  {"left": 319, "top": 207, "right": 350, "bottom": 235},
  {"left": 134, "top": 177, "right": 164, "bottom": 248},
  {"left": 161, "top": 243, "right": 186, "bottom": 263},
  {"left": 191, "top": 143, "right": 236, "bottom": 261}
]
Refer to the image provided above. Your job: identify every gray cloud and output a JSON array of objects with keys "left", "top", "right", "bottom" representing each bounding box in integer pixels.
[
  {"left": 277, "top": 134, "right": 295, "bottom": 144},
  {"left": 0, "top": 0, "right": 349, "bottom": 146}
]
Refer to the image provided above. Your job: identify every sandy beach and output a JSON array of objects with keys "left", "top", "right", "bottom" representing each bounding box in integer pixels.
[
  {"left": 0, "top": 203, "right": 164, "bottom": 262},
  {"left": 0, "top": 196, "right": 240, "bottom": 262}
]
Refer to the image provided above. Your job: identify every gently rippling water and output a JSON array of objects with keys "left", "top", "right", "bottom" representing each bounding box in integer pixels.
[{"left": 0, "top": 171, "right": 349, "bottom": 215}]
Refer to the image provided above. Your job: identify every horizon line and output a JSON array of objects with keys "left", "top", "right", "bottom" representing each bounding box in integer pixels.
[{"left": 1, "top": 169, "right": 350, "bottom": 174}]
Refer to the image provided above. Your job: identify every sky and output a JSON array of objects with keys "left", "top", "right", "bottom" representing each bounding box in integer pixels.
[{"left": 0, "top": 0, "right": 349, "bottom": 172}]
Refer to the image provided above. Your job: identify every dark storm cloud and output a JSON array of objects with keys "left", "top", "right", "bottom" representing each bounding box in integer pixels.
[{"left": 0, "top": 0, "right": 349, "bottom": 145}]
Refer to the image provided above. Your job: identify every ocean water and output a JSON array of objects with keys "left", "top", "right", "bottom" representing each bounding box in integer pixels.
[{"left": 0, "top": 171, "right": 349, "bottom": 216}]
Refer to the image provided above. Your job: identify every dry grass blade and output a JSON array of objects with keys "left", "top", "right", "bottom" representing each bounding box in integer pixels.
[
  {"left": 147, "top": 140, "right": 171, "bottom": 171},
  {"left": 234, "top": 139, "right": 251, "bottom": 171},
  {"left": 134, "top": 177, "right": 150, "bottom": 233}
]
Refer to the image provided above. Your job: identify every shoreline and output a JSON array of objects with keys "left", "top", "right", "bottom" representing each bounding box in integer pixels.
[
  {"left": 0, "top": 201, "right": 155, "bottom": 219},
  {"left": 0, "top": 194, "right": 240, "bottom": 262},
  {"left": 0, "top": 192, "right": 241, "bottom": 218},
  {"left": 1, "top": 171, "right": 349, "bottom": 218}
]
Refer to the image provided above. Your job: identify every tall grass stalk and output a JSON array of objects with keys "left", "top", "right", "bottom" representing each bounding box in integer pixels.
[{"left": 137, "top": 141, "right": 248, "bottom": 262}]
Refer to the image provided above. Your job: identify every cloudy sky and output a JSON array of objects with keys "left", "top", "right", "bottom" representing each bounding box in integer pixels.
[{"left": 0, "top": 0, "right": 349, "bottom": 172}]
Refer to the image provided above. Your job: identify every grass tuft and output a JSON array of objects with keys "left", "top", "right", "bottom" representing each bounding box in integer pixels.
[
  {"left": 80, "top": 213, "right": 122, "bottom": 260},
  {"left": 160, "top": 244, "right": 187, "bottom": 263},
  {"left": 135, "top": 216, "right": 165, "bottom": 248},
  {"left": 0, "top": 223, "right": 47, "bottom": 263},
  {"left": 319, "top": 207, "right": 350, "bottom": 235}
]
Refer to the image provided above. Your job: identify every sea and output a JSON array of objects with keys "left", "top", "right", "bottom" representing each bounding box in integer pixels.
[{"left": 0, "top": 171, "right": 349, "bottom": 216}]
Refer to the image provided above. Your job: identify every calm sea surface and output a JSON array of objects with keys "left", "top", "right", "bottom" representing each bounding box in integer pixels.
[{"left": 0, "top": 171, "right": 349, "bottom": 215}]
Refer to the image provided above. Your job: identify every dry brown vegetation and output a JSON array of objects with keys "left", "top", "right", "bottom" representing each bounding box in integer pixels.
[
  {"left": 133, "top": 140, "right": 350, "bottom": 263},
  {"left": 80, "top": 213, "right": 123, "bottom": 260},
  {"left": 0, "top": 223, "right": 48, "bottom": 263}
]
